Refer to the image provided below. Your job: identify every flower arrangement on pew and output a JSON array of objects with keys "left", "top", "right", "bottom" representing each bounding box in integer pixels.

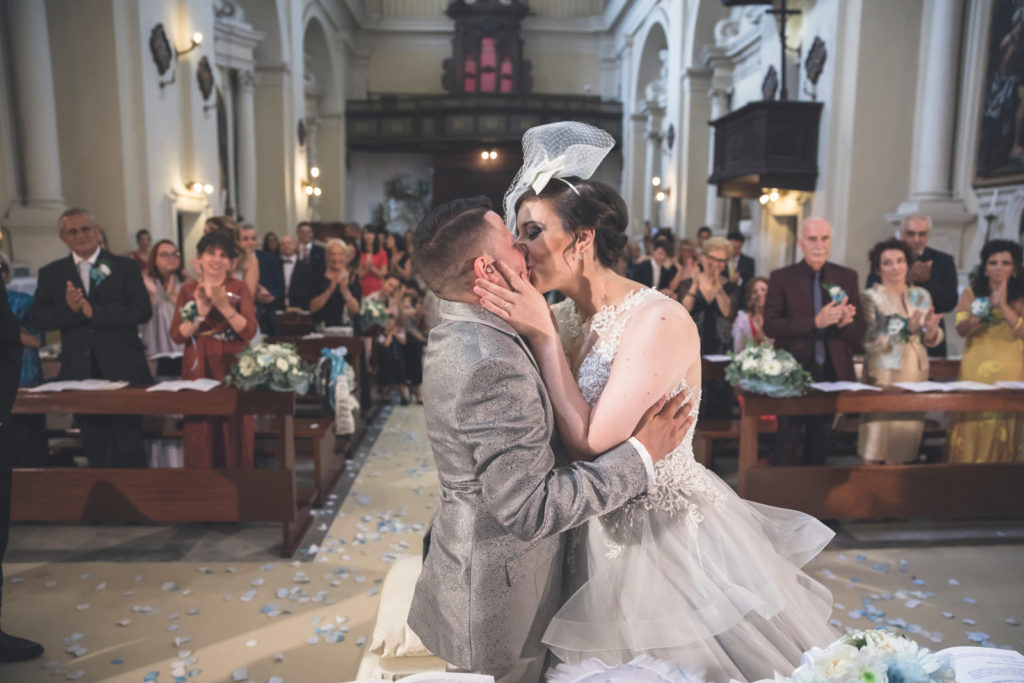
[
  {"left": 360, "top": 296, "right": 390, "bottom": 329},
  {"left": 725, "top": 341, "right": 812, "bottom": 398},
  {"left": 226, "top": 342, "right": 313, "bottom": 394},
  {"left": 778, "top": 628, "right": 955, "bottom": 683}
]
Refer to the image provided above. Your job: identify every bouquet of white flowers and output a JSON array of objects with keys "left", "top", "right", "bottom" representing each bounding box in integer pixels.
[
  {"left": 360, "top": 296, "right": 390, "bottom": 329},
  {"left": 781, "top": 629, "right": 955, "bottom": 683},
  {"left": 884, "top": 314, "right": 912, "bottom": 344},
  {"left": 969, "top": 296, "right": 998, "bottom": 325},
  {"left": 226, "top": 342, "right": 313, "bottom": 394},
  {"left": 725, "top": 342, "right": 812, "bottom": 398}
]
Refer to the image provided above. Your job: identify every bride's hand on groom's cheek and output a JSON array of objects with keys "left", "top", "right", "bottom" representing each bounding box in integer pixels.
[{"left": 474, "top": 260, "right": 555, "bottom": 342}]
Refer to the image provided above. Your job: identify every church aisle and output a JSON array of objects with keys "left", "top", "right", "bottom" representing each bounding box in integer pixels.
[
  {"left": 2, "top": 405, "right": 437, "bottom": 683},
  {"left": 3, "top": 405, "right": 1022, "bottom": 681}
]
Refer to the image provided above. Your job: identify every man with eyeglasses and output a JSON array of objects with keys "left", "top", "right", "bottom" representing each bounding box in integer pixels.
[
  {"left": 31, "top": 208, "right": 153, "bottom": 468},
  {"left": 764, "top": 217, "right": 865, "bottom": 466},
  {"left": 866, "top": 214, "right": 957, "bottom": 358}
]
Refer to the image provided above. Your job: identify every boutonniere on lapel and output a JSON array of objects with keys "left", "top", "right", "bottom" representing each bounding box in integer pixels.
[
  {"left": 822, "top": 282, "right": 847, "bottom": 305},
  {"left": 90, "top": 258, "right": 113, "bottom": 288}
]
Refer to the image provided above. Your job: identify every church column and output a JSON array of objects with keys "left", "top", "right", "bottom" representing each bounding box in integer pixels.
[
  {"left": 8, "top": 0, "right": 64, "bottom": 209},
  {"left": 703, "top": 40, "right": 734, "bottom": 230},
  {"left": 890, "top": 0, "right": 971, "bottom": 245},
  {"left": 643, "top": 107, "right": 664, "bottom": 228},
  {"left": 909, "top": 0, "right": 962, "bottom": 201},
  {"left": 237, "top": 70, "right": 258, "bottom": 224},
  {"left": 624, "top": 111, "right": 648, "bottom": 237}
]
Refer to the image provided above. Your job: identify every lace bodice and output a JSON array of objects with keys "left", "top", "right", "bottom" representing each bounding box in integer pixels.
[{"left": 558, "top": 288, "right": 725, "bottom": 542}]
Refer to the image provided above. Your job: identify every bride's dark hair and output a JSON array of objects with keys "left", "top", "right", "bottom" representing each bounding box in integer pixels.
[{"left": 514, "top": 177, "right": 629, "bottom": 269}]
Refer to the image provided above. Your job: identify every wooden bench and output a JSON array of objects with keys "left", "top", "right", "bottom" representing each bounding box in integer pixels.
[
  {"left": 11, "top": 387, "right": 314, "bottom": 556},
  {"left": 736, "top": 387, "right": 1024, "bottom": 519},
  {"left": 255, "top": 416, "right": 342, "bottom": 506},
  {"left": 276, "top": 310, "right": 314, "bottom": 336},
  {"left": 693, "top": 418, "right": 776, "bottom": 468}
]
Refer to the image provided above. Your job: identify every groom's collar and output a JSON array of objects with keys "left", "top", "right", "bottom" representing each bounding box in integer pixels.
[{"left": 438, "top": 300, "right": 539, "bottom": 370}]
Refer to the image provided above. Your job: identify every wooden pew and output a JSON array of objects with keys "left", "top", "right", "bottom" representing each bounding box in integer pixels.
[
  {"left": 11, "top": 387, "right": 313, "bottom": 556},
  {"left": 694, "top": 356, "right": 964, "bottom": 467},
  {"left": 266, "top": 333, "right": 372, "bottom": 422},
  {"left": 255, "top": 415, "right": 342, "bottom": 507},
  {"left": 736, "top": 387, "right": 1024, "bottom": 519},
  {"left": 276, "top": 310, "right": 314, "bottom": 336}
]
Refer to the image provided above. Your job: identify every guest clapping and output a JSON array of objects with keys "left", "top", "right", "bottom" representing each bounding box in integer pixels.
[
  {"left": 764, "top": 217, "right": 865, "bottom": 465},
  {"left": 140, "top": 239, "right": 185, "bottom": 376},
  {"left": 279, "top": 235, "right": 315, "bottom": 310},
  {"left": 129, "top": 229, "right": 151, "bottom": 270},
  {"left": 169, "top": 231, "right": 257, "bottom": 468},
  {"left": 858, "top": 239, "right": 943, "bottom": 465},
  {"left": 733, "top": 276, "right": 772, "bottom": 351},
  {"left": 386, "top": 232, "right": 413, "bottom": 282},
  {"left": 310, "top": 239, "right": 362, "bottom": 331},
  {"left": 949, "top": 240, "right": 1024, "bottom": 463},
  {"left": 360, "top": 229, "right": 389, "bottom": 296}
]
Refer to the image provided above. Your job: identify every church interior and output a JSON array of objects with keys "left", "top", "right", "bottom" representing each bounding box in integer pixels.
[{"left": 1, "top": 0, "right": 1023, "bottom": 681}]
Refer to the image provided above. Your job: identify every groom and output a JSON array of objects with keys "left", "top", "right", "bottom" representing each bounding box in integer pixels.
[{"left": 408, "top": 197, "right": 693, "bottom": 683}]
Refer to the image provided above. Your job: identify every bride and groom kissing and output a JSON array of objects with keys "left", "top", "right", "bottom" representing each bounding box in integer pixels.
[{"left": 406, "top": 123, "right": 837, "bottom": 683}]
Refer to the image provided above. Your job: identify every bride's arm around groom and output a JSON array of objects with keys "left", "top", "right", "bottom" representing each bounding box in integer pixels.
[{"left": 406, "top": 197, "right": 693, "bottom": 683}]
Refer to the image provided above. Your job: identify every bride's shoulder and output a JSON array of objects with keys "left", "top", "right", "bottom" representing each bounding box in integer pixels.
[{"left": 625, "top": 291, "right": 697, "bottom": 338}]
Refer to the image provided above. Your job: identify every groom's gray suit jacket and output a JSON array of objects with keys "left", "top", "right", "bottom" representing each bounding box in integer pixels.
[{"left": 408, "top": 301, "right": 649, "bottom": 677}]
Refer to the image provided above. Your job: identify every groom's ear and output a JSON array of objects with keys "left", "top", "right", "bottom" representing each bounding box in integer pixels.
[{"left": 473, "top": 255, "right": 502, "bottom": 285}]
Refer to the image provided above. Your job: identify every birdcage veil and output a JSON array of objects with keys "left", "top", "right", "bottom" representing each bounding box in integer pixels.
[{"left": 502, "top": 121, "right": 616, "bottom": 233}]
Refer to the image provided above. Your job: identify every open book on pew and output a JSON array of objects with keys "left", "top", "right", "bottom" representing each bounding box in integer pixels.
[
  {"left": 27, "top": 379, "right": 129, "bottom": 392},
  {"left": 810, "top": 381, "right": 881, "bottom": 392},
  {"left": 895, "top": 381, "right": 1009, "bottom": 392},
  {"left": 146, "top": 379, "right": 221, "bottom": 392},
  {"left": 942, "top": 645, "right": 1024, "bottom": 683}
]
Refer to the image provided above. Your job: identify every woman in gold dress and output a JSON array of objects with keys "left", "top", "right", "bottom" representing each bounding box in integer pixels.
[
  {"left": 859, "top": 239, "right": 944, "bottom": 464},
  {"left": 949, "top": 240, "right": 1024, "bottom": 463}
]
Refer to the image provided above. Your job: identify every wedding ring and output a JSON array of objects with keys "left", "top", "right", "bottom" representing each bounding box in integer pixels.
[{"left": 504, "top": 301, "right": 510, "bottom": 313}]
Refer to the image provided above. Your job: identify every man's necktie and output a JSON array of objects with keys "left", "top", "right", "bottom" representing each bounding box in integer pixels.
[
  {"left": 79, "top": 261, "right": 92, "bottom": 296},
  {"left": 813, "top": 269, "right": 825, "bottom": 365}
]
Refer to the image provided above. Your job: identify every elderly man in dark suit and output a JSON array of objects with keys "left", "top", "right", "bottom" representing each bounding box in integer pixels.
[
  {"left": 0, "top": 279, "right": 44, "bottom": 661},
  {"left": 32, "top": 208, "right": 153, "bottom": 468},
  {"left": 764, "top": 217, "right": 866, "bottom": 466},
  {"left": 865, "top": 214, "right": 957, "bottom": 358}
]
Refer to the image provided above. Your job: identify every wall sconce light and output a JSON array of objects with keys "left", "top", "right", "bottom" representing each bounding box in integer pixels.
[
  {"left": 177, "top": 32, "right": 204, "bottom": 58},
  {"left": 758, "top": 188, "right": 781, "bottom": 205},
  {"left": 301, "top": 178, "right": 322, "bottom": 197},
  {"left": 151, "top": 24, "right": 205, "bottom": 91},
  {"left": 187, "top": 180, "right": 214, "bottom": 195},
  {"left": 310, "top": 166, "right": 321, "bottom": 179},
  {"left": 480, "top": 150, "right": 498, "bottom": 160},
  {"left": 651, "top": 176, "right": 661, "bottom": 188}
]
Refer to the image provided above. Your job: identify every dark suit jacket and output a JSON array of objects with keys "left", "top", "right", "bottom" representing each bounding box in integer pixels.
[
  {"left": 630, "top": 259, "right": 677, "bottom": 290},
  {"left": 32, "top": 250, "right": 153, "bottom": 384},
  {"left": 0, "top": 279, "right": 22, "bottom": 424},
  {"left": 764, "top": 260, "right": 866, "bottom": 381},
  {"left": 301, "top": 243, "right": 326, "bottom": 277},
  {"left": 255, "top": 250, "right": 284, "bottom": 307},
  {"left": 734, "top": 253, "right": 755, "bottom": 287},
  {"left": 865, "top": 246, "right": 956, "bottom": 357},
  {"left": 283, "top": 258, "right": 316, "bottom": 311}
]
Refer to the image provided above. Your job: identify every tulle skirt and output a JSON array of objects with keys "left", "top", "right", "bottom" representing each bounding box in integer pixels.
[{"left": 542, "top": 466, "right": 837, "bottom": 683}]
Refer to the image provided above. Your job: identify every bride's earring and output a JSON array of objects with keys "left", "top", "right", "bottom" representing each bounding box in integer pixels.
[{"left": 578, "top": 252, "right": 584, "bottom": 261}]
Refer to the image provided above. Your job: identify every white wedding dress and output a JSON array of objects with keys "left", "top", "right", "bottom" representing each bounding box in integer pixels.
[{"left": 542, "top": 288, "right": 837, "bottom": 683}]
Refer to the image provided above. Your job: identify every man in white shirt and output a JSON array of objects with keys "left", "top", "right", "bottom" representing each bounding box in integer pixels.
[{"left": 279, "top": 235, "right": 314, "bottom": 310}]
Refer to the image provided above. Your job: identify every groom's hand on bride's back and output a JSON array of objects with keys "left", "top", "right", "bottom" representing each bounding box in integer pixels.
[{"left": 632, "top": 391, "right": 695, "bottom": 463}]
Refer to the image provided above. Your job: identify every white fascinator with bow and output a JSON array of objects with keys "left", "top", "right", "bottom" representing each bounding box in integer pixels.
[{"left": 502, "top": 121, "right": 616, "bottom": 233}]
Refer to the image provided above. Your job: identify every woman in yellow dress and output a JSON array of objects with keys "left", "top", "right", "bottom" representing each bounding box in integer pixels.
[
  {"left": 949, "top": 239, "right": 1024, "bottom": 463},
  {"left": 859, "top": 239, "right": 944, "bottom": 464}
]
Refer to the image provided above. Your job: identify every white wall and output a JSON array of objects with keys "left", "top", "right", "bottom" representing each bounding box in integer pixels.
[{"left": 345, "top": 151, "right": 433, "bottom": 226}]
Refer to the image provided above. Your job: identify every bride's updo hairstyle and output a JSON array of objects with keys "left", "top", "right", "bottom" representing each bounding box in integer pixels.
[{"left": 514, "top": 176, "right": 629, "bottom": 269}]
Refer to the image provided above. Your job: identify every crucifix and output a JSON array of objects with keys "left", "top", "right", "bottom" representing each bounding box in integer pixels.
[{"left": 766, "top": 0, "right": 802, "bottom": 101}]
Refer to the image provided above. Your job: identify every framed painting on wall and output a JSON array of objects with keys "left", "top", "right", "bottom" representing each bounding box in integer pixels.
[{"left": 976, "top": 0, "right": 1024, "bottom": 186}]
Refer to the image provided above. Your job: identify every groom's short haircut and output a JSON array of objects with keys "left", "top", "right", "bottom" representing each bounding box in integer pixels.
[{"left": 413, "top": 196, "right": 494, "bottom": 298}]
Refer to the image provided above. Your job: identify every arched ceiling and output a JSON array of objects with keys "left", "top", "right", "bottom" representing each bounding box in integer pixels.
[{"left": 360, "top": 0, "right": 607, "bottom": 18}]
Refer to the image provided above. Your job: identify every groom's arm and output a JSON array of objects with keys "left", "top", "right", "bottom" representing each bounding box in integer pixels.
[{"left": 464, "top": 357, "right": 650, "bottom": 543}]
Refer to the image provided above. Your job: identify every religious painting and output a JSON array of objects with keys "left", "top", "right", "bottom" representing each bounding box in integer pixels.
[{"left": 976, "top": 0, "right": 1024, "bottom": 186}]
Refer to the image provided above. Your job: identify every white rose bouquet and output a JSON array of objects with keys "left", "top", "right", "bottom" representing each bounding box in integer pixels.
[
  {"left": 970, "top": 296, "right": 998, "bottom": 325},
  {"left": 226, "top": 342, "right": 313, "bottom": 393},
  {"left": 360, "top": 296, "right": 390, "bottom": 329},
  {"left": 725, "top": 342, "right": 811, "bottom": 398},
  {"left": 780, "top": 629, "right": 955, "bottom": 683}
]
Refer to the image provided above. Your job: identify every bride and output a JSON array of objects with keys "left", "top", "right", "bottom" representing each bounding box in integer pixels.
[{"left": 473, "top": 122, "right": 837, "bottom": 682}]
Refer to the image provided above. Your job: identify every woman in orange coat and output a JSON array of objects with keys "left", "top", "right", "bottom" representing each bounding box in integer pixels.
[{"left": 170, "top": 231, "right": 258, "bottom": 467}]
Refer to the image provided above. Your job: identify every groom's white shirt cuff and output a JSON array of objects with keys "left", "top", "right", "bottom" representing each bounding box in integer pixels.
[{"left": 628, "top": 437, "right": 658, "bottom": 486}]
